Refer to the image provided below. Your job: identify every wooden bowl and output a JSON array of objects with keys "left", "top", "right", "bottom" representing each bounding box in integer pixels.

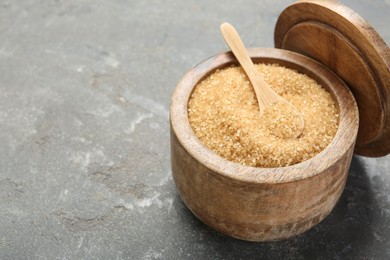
[{"left": 170, "top": 48, "right": 359, "bottom": 241}]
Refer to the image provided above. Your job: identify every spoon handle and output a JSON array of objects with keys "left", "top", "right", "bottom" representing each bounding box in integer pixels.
[{"left": 220, "top": 22, "right": 280, "bottom": 113}]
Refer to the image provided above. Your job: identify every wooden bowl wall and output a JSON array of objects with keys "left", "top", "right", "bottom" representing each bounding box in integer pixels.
[{"left": 170, "top": 48, "right": 359, "bottom": 241}]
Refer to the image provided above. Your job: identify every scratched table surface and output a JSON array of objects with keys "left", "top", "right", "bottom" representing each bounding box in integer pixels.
[{"left": 0, "top": 0, "right": 389, "bottom": 259}]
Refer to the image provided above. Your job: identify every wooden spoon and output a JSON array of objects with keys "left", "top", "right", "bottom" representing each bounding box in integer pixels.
[{"left": 220, "top": 22, "right": 304, "bottom": 138}]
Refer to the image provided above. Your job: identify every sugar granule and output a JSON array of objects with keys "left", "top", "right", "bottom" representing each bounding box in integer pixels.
[{"left": 188, "top": 64, "right": 339, "bottom": 168}]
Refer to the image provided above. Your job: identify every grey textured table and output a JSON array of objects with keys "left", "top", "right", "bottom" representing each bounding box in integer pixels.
[{"left": 0, "top": 0, "right": 389, "bottom": 259}]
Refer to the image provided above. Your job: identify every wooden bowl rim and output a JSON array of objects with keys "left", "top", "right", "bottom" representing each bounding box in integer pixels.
[{"left": 170, "top": 47, "right": 359, "bottom": 184}]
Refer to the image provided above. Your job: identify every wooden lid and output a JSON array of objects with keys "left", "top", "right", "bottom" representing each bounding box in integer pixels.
[{"left": 275, "top": 0, "right": 390, "bottom": 157}]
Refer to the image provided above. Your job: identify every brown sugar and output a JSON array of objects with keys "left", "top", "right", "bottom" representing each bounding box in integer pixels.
[
  {"left": 188, "top": 63, "right": 339, "bottom": 168},
  {"left": 261, "top": 100, "right": 304, "bottom": 139}
]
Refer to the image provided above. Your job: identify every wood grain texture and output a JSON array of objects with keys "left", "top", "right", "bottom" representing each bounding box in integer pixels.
[
  {"left": 170, "top": 48, "right": 359, "bottom": 241},
  {"left": 275, "top": 0, "right": 390, "bottom": 157}
]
